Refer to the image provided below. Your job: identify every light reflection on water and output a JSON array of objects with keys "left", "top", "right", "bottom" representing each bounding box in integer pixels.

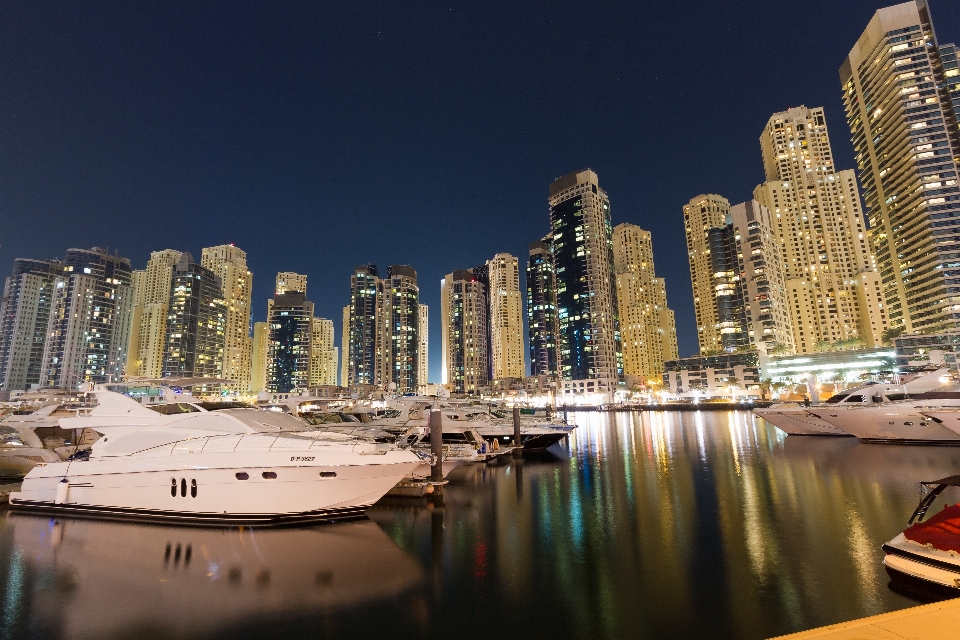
[{"left": 2, "top": 411, "right": 960, "bottom": 640}]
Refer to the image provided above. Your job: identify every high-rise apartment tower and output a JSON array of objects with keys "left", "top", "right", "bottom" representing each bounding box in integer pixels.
[
  {"left": 754, "top": 106, "right": 887, "bottom": 351},
  {"left": 612, "top": 224, "right": 678, "bottom": 384},
  {"left": 201, "top": 245, "right": 253, "bottom": 390},
  {"left": 527, "top": 239, "right": 560, "bottom": 377},
  {"left": 841, "top": 0, "right": 960, "bottom": 333},
  {"left": 486, "top": 253, "right": 524, "bottom": 381},
  {"left": 0, "top": 259, "right": 63, "bottom": 390},
  {"left": 683, "top": 195, "right": 731, "bottom": 354},
  {"left": 549, "top": 169, "right": 620, "bottom": 383}
]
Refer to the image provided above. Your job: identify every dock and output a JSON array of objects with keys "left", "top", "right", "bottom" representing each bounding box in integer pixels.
[{"left": 770, "top": 598, "right": 960, "bottom": 639}]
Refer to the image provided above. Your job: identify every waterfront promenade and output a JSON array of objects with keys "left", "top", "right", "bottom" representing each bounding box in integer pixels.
[{"left": 771, "top": 598, "right": 960, "bottom": 639}]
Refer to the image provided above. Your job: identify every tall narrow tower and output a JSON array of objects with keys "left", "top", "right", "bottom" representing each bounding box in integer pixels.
[
  {"left": 841, "top": 0, "right": 960, "bottom": 333},
  {"left": 486, "top": 253, "right": 524, "bottom": 381},
  {"left": 127, "top": 249, "right": 182, "bottom": 379},
  {"left": 346, "top": 265, "right": 382, "bottom": 387},
  {"left": 683, "top": 195, "right": 731, "bottom": 354},
  {"left": 441, "top": 270, "right": 489, "bottom": 393},
  {"left": 549, "top": 169, "right": 620, "bottom": 384},
  {"left": 201, "top": 245, "right": 253, "bottom": 390},
  {"left": 527, "top": 239, "right": 560, "bottom": 377},
  {"left": 0, "top": 258, "right": 63, "bottom": 390},
  {"left": 384, "top": 265, "right": 420, "bottom": 393},
  {"left": 41, "top": 248, "right": 134, "bottom": 389}
]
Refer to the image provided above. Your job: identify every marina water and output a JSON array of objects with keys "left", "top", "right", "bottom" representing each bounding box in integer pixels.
[{"left": 2, "top": 410, "right": 959, "bottom": 639}]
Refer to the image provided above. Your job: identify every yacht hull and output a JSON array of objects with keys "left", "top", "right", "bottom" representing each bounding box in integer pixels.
[
  {"left": 807, "top": 407, "right": 960, "bottom": 444},
  {"left": 753, "top": 407, "right": 851, "bottom": 436},
  {"left": 10, "top": 450, "right": 420, "bottom": 527}
]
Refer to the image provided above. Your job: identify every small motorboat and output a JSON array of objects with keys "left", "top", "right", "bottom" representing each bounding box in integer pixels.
[{"left": 882, "top": 475, "right": 960, "bottom": 593}]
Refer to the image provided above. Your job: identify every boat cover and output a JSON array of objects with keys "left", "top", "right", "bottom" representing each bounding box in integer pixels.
[{"left": 904, "top": 503, "right": 960, "bottom": 553}]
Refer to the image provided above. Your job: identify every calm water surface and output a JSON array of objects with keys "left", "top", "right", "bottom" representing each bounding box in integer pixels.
[{"left": 2, "top": 411, "right": 960, "bottom": 640}]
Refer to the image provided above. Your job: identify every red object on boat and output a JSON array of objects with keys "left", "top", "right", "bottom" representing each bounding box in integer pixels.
[{"left": 904, "top": 503, "right": 960, "bottom": 553}]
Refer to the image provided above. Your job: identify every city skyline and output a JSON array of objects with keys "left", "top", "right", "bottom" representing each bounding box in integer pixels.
[{"left": 4, "top": 1, "right": 960, "bottom": 382}]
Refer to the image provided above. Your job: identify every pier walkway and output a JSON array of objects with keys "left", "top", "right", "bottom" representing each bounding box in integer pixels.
[{"left": 771, "top": 598, "right": 960, "bottom": 639}]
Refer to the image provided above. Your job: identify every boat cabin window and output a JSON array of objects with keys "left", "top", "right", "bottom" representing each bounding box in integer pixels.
[
  {"left": 885, "top": 393, "right": 908, "bottom": 401},
  {"left": 149, "top": 403, "right": 201, "bottom": 415},
  {"left": 382, "top": 410, "right": 401, "bottom": 419},
  {"left": 338, "top": 413, "right": 361, "bottom": 423},
  {"left": 420, "top": 432, "right": 471, "bottom": 444},
  {"left": 0, "top": 427, "right": 24, "bottom": 447},
  {"left": 825, "top": 394, "right": 849, "bottom": 404},
  {"left": 843, "top": 395, "right": 866, "bottom": 403}
]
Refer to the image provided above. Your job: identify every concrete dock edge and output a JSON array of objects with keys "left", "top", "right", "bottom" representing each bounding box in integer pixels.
[{"left": 769, "top": 597, "right": 960, "bottom": 639}]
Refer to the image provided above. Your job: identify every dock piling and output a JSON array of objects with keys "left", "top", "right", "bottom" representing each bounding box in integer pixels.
[
  {"left": 430, "top": 404, "right": 444, "bottom": 497},
  {"left": 512, "top": 407, "right": 523, "bottom": 458}
]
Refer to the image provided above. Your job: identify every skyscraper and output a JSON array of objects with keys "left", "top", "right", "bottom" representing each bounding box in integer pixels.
[
  {"left": 162, "top": 254, "right": 226, "bottom": 378},
  {"left": 127, "top": 249, "right": 182, "bottom": 379},
  {"left": 754, "top": 106, "right": 887, "bottom": 351},
  {"left": 267, "top": 290, "right": 313, "bottom": 393},
  {"left": 340, "top": 305, "right": 349, "bottom": 387},
  {"left": 250, "top": 321, "right": 268, "bottom": 393},
  {"left": 202, "top": 245, "right": 253, "bottom": 390},
  {"left": 683, "top": 194, "right": 731, "bottom": 354},
  {"left": 612, "top": 224, "right": 678, "bottom": 384},
  {"left": 729, "top": 200, "right": 795, "bottom": 354},
  {"left": 441, "top": 270, "right": 489, "bottom": 394},
  {"left": 549, "top": 169, "right": 620, "bottom": 385},
  {"left": 309, "top": 317, "right": 338, "bottom": 387},
  {"left": 841, "top": 0, "right": 960, "bottom": 333},
  {"left": 418, "top": 303, "right": 429, "bottom": 386},
  {"left": 346, "top": 265, "right": 382, "bottom": 387},
  {"left": 40, "top": 248, "right": 134, "bottom": 389},
  {"left": 527, "top": 239, "right": 560, "bottom": 377},
  {"left": 0, "top": 258, "right": 63, "bottom": 390},
  {"left": 486, "top": 253, "right": 524, "bottom": 381},
  {"left": 383, "top": 265, "right": 420, "bottom": 392}
]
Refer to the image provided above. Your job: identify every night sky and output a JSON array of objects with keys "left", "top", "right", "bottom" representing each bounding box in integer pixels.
[{"left": 3, "top": 1, "right": 959, "bottom": 381}]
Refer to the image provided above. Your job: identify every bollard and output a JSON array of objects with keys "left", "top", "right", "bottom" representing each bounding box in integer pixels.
[
  {"left": 512, "top": 407, "right": 523, "bottom": 457},
  {"left": 429, "top": 404, "right": 444, "bottom": 496}
]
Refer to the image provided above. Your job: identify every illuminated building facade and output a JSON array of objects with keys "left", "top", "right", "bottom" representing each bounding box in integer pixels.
[
  {"left": 683, "top": 194, "right": 731, "bottom": 354},
  {"left": 549, "top": 169, "right": 620, "bottom": 382},
  {"left": 527, "top": 239, "right": 560, "bottom": 377},
  {"left": 441, "top": 270, "right": 489, "bottom": 393},
  {"left": 346, "top": 265, "right": 381, "bottom": 387},
  {"left": 127, "top": 249, "right": 182, "bottom": 379},
  {"left": 250, "top": 321, "right": 268, "bottom": 393},
  {"left": 754, "top": 106, "right": 887, "bottom": 351},
  {"left": 841, "top": 0, "right": 960, "bottom": 333},
  {"left": 486, "top": 253, "right": 524, "bottom": 381},
  {"left": 0, "top": 258, "right": 63, "bottom": 390},
  {"left": 309, "top": 317, "right": 338, "bottom": 387},
  {"left": 275, "top": 272, "right": 307, "bottom": 296},
  {"left": 612, "top": 224, "right": 678, "bottom": 385},
  {"left": 162, "top": 254, "right": 226, "bottom": 378},
  {"left": 201, "top": 245, "right": 253, "bottom": 390},
  {"left": 418, "top": 303, "right": 429, "bottom": 386},
  {"left": 383, "top": 265, "right": 420, "bottom": 393},
  {"left": 267, "top": 291, "right": 313, "bottom": 393},
  {"left": 40, "top": 248, "right": 134, "bottom": 389}
]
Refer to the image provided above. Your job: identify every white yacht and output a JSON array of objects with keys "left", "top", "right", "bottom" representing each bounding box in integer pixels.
[
  {"left": 806, "top": 387, "right": 960, "bottom": 445},
  {"left": 761, "top": 368, "right": 959, "bottom": 442},
  {"left": 882, "top": 475, "right": 960, "bottom": 593},
  {"left": 9, "top": 387, "right": 421, "bottom": 525}
]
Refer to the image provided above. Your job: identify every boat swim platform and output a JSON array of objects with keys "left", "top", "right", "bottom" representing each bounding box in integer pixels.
[{"left": 769, "top": 597, "right": 960, "bottom": 639}]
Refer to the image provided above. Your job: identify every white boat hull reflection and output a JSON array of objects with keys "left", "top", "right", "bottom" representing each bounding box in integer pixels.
[{"left": 7, "top": 514, "right": 424, "bottom": 639}]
